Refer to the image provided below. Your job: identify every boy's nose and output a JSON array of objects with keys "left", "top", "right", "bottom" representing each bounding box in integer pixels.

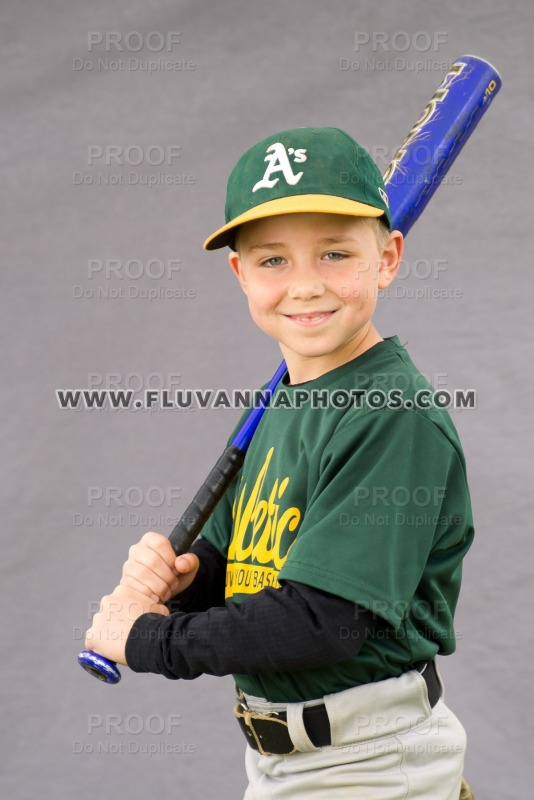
[{"left": 286, "top": 266, "right": 325, "bottom": 301}]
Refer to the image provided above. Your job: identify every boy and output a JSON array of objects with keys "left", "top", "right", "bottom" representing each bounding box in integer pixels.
[{"left": 85, "top": 127, "right": 474, "bottom": 799}]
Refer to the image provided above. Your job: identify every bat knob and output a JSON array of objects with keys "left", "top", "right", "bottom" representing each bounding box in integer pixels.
[{"left": 78, "top": 650, "right": 122, "bottom": 684}]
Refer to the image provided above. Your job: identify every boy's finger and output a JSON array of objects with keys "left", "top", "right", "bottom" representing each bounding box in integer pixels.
[
  {"left": 175, "top": 553, "right": 200, "bottom": 574},
  {"left": 139, "top": 531, "right": 178, "bottom": 568},
  {"left": 120, "top": 575, "right": 161, "bottom": 604},
  {"left": 122, "top": 560, "right": 179, "bottom": 600}
]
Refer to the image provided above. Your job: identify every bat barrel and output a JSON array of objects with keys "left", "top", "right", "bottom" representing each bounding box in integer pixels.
[{"left": 385, "top": 54, "right": 502, "bottom": 235}]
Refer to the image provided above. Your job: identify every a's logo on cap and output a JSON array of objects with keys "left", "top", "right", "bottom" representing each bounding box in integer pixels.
[
  {"left": 252, "top": 143, "right": 307, "bottom": 193},
  {"left": 378, "top": 187, "right": 389, "bottom": 208}
]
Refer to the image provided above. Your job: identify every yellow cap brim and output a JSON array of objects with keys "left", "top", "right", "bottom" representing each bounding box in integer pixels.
[{"left": 203, "top": 194, "right": 385, "bottom": 251}]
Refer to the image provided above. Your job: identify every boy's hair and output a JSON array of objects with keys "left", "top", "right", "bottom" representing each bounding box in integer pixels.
[{"left": 368, "top": 216, "right": 391, "bottom": 251}]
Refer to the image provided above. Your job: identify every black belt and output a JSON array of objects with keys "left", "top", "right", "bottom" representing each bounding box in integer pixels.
[{"left": 234, "top": 661, "right": 441, "bottom": 756}]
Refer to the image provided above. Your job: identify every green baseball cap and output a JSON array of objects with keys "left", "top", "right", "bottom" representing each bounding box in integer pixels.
[{"left": 203, "top": 126, "right": 391, "bottom": 250}]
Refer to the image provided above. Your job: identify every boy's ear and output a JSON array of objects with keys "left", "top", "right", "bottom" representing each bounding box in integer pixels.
[
  {"left": 228, "top": 250, "right": 248, "bottom": 294},
  {"left": 377, "top": 230, "right": 404, "bottom": 289}
]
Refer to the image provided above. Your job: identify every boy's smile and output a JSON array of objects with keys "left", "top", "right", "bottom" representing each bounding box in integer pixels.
[{"left": 228, "top": 213, "right": 403, "bottom": 384}]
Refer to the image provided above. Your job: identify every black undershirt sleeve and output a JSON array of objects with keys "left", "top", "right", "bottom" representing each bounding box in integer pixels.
[
  {"left": 166, "top": 537, "right": 227, "bottom": 613},
  {"left": 126, "top": 540, "right": 376, "bottom": 680}
]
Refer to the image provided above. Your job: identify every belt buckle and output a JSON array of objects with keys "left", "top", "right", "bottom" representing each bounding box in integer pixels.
[{"left": 233, "top": 698, "right": 297, "bottom": 756}]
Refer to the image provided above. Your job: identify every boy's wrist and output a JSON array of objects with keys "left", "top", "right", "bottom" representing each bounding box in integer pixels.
[{"left": 125, "top": 612, "right": 171, "bottom": 674}]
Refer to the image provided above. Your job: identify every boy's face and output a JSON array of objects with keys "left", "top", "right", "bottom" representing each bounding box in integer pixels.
[{"left": 228, "top": 212, "right": 403, "bottom": 383}]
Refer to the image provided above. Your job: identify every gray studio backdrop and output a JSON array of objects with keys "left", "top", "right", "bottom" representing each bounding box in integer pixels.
[{"left": 2, "top": 1, "right": 532, "bottom": 798}]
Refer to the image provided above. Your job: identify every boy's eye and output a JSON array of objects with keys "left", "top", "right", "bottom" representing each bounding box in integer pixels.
[
  {"left": 323, "top": 251, "right": 346, "bottom": 262},
  {"left": 260, "top": 256, "right": 285, "bottom": 268}
]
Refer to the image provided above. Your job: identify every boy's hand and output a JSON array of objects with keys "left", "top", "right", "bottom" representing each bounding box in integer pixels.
[
  {"left": 120, "top": 531, "right": 200, "bottom": 603},
  {"left": 84, "top": 585, "right": 169, "bottom": 665}
]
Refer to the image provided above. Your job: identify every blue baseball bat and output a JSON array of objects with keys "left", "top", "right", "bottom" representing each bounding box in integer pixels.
[{"left": 78, "top": 54, "right": 501, "bottom": 683}]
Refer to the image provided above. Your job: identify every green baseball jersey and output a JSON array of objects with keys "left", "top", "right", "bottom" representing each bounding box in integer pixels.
[{"left": 201, "top": 336, "right": 474, "bottom": 702}]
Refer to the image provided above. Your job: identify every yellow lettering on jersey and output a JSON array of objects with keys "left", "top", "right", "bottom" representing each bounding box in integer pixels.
[
  {"left": 225, "top": 563, "right": 280, "bottom": 597},
  {"left": 226, "top": 447, "right": 302, "bottom": 598}
]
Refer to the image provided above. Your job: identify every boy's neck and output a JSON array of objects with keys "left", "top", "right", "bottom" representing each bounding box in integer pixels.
[{"left": 283, "top": 324, "right": 384, "bottom": 385}]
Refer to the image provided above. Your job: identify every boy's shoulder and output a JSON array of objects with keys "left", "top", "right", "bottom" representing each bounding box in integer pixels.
[
  {"left": 263, "top": 336, "right": 461, "bottom": 467},
  {"left": 283, "top": 335, "right": 438, "bottom": 406},
  {"left": 326, "top": 335, "right": 427, "bottom": 388},
  {"left": 325, "top": 336, "right": 466, "bottom": 461},
  {"left": 226, "top": 336, "right": 466, "bottom": 463}
]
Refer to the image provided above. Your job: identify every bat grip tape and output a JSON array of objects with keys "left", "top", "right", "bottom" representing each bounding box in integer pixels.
[{"left": 168, "top": 445, "right": 244, "bottom": 556}]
